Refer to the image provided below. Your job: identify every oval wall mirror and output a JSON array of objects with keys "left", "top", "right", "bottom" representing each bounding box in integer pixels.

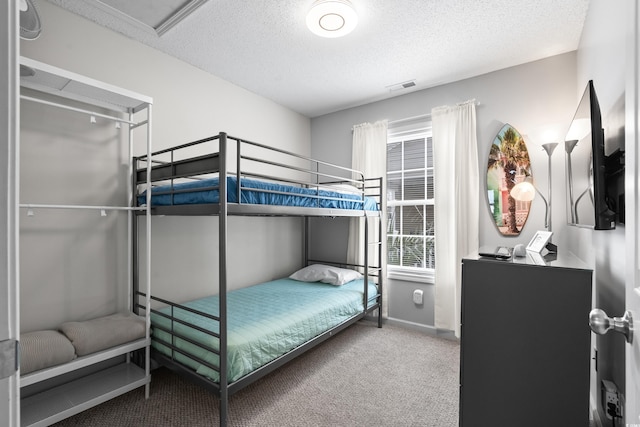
[{"left": 486, "top": 124, "right": 533, "bottom": 236}]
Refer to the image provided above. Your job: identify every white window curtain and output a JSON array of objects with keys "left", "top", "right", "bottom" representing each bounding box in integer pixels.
[
  {"left": 348, "top": 120, "right": 388, "bottom": 317},
  {"left": 431, "top": 100, "right": 479, "bottom": 338}
]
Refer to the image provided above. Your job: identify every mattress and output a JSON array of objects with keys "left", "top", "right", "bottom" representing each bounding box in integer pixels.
[
  {"left": 139, "top": 176, "right": 379, "bottom": 211},
  {"left": 150, "top": 278, "right": 378, "bottom": 383}
]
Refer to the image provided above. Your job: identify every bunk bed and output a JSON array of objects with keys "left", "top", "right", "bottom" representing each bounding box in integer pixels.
[
  {"left": 18, "top": 57, "right": 152, "bottom": 427},
  {"left": 132, "top": 132, "right": 383, "bottom": 426}
]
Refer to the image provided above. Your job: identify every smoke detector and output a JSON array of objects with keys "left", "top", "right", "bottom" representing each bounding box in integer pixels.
[{"left": 386, "top": 80, "right": 417, "bottom": 92}]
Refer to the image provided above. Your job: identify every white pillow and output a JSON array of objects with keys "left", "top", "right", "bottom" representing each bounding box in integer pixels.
[
  {"left": 323, "top": 183, "right": 362, "bottom": 195},
  {"left": 289, "top": 264, "right": 362, "bottom": 286}
]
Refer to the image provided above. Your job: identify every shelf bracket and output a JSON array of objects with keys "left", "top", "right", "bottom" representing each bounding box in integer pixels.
[{"left": 0, "top": 339, "right": 19, "bottom": 379}]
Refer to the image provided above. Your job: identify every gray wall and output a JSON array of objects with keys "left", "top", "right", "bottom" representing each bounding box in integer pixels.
[
  {"left": 310, "top": 53, "right": 577, "bottom": 331},
  {"left": 570, "top": 0, "right": 628, "bottom": 421},
  {"left": 19, "top": 2, "right": 310, "bottom": 331}
]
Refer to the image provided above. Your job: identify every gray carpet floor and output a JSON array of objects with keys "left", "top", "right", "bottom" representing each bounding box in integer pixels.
[{"left": 52, "top": 321, "right": 460, "bottom": 426}]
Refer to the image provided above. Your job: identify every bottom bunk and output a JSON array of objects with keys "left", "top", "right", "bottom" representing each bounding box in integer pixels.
[{"left": 142, "top": 264, "right": 381, "bottom": 397}]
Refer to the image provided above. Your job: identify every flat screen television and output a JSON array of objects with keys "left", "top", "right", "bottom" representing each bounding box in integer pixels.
[{"left": 564, "top": 80, "right": 618, "bottom": 230}]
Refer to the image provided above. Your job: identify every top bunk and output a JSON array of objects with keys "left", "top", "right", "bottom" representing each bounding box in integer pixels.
[{"left": 134, "top": 132, "right": 381, "bottom": 217}]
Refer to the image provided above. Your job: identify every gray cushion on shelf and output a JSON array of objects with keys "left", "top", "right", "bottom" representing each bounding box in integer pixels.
[
  {"left": 20, "top": 330, "right": 76, "bottom": 375},
  {"left": 59, "top": 312, "right": 146, "bottom": 357}
]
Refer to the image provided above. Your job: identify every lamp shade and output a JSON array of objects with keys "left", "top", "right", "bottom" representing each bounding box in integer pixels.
[
  {"left": 306, "top": 0, "right": 358, "bottom": 38},
  {"left": 510, "top": 179, "right": 536, "bottom": 202}
]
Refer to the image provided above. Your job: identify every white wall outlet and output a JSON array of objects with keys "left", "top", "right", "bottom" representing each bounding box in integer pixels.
[
  {"left": 601, "top": 379, "right": 621, "bottom": 420},
  {"left": 412, "top": 289, "right": 423, "bottom": 305}
]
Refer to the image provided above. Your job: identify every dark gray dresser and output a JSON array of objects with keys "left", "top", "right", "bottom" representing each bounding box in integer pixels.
[{"left": 459, "top": 252, "right": 593, "bottom": 427}]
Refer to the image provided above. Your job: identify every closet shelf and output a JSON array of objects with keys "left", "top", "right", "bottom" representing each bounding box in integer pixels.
[
  {"left": 20, "top": 337, "right": 149, "bottom": 387},
  {"left": 20, "top": 362, "right": 148, "bottom": 427},
  {"left": 20, "top": 56, "right": 152, "bottom": 114}
]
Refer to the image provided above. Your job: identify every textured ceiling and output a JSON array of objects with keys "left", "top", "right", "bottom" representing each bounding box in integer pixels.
[{"left": 48, "top": 0, "right": 591, "bottom": 118}]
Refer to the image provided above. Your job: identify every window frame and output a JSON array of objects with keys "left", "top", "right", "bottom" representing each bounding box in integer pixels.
[{"left": 386, "top": 121, "right": 435, "bottom": 284}]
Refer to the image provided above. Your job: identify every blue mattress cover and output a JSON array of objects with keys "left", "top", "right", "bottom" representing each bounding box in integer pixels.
[
  {"left": 151, "top": 277, "right": 378, "bottom": 383},
  {"left": 139, "top": 176, "right": 378, "bottom": 211}
]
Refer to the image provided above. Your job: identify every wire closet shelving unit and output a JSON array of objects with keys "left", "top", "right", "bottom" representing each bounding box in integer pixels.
[{"left": 17, "top": 56, "right": 153, "bottom": 427}]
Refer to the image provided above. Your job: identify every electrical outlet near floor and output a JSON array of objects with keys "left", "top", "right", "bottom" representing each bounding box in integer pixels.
[{"left": 601, "top": 379, "right": 622, "bottom": 420}]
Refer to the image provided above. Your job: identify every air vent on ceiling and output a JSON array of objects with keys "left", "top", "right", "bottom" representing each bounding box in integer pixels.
[{"left": 386, "top": 80, "right": 417, "bottom": 92}]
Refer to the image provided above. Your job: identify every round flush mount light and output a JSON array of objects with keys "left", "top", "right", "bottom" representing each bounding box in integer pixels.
[{"left": 306, "top": 0, "right": 358, "bottom": 38}]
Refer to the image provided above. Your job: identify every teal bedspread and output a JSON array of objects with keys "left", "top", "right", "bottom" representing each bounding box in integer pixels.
[{"left": 151, "top": 278, "right": 378, "bottom": 383}]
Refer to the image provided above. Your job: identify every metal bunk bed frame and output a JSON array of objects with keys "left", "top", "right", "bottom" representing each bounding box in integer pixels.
[{"left": 133, "top": 132, "right": 383, "bottom": 426}]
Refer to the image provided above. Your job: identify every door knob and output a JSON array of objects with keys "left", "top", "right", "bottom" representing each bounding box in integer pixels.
[{"left": 589, "top": 308, "right": 633, "bottom": 344}]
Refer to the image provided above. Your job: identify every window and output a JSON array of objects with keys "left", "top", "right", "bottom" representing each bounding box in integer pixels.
[{"left": 386, "top": 121, "right": 434, "bottom": 283}]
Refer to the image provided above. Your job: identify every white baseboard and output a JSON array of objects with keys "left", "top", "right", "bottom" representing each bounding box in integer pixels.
[
  {"left": 384, "top": 317, "right": 459, "bottom": 341},
  {"left": 591, "top": 393, "right": 604, "bottom": 427}
]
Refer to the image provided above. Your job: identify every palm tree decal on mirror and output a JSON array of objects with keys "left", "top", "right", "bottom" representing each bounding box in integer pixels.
[{"left": 487, "top": 124, "right": 532, "bottom": 236}]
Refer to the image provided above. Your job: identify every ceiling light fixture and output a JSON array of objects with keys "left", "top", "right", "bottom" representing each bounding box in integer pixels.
[{"left": 306, "top": 0, "right": 358, "bottom": 38}]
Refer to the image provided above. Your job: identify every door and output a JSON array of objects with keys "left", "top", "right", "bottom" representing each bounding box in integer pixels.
[
  {"left": 590, "top": 3, "right": 640, "bottom": 423},
  {"left": 0, "top": 2, "right": 19, "bottom": 427},
  {"left": 625, "top": 1, "right": 640, "bottom": 422}
]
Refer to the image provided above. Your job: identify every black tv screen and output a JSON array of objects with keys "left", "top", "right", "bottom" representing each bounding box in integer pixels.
[{"left": 564, "top": 80, "right": 616, "bottom": 230}]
